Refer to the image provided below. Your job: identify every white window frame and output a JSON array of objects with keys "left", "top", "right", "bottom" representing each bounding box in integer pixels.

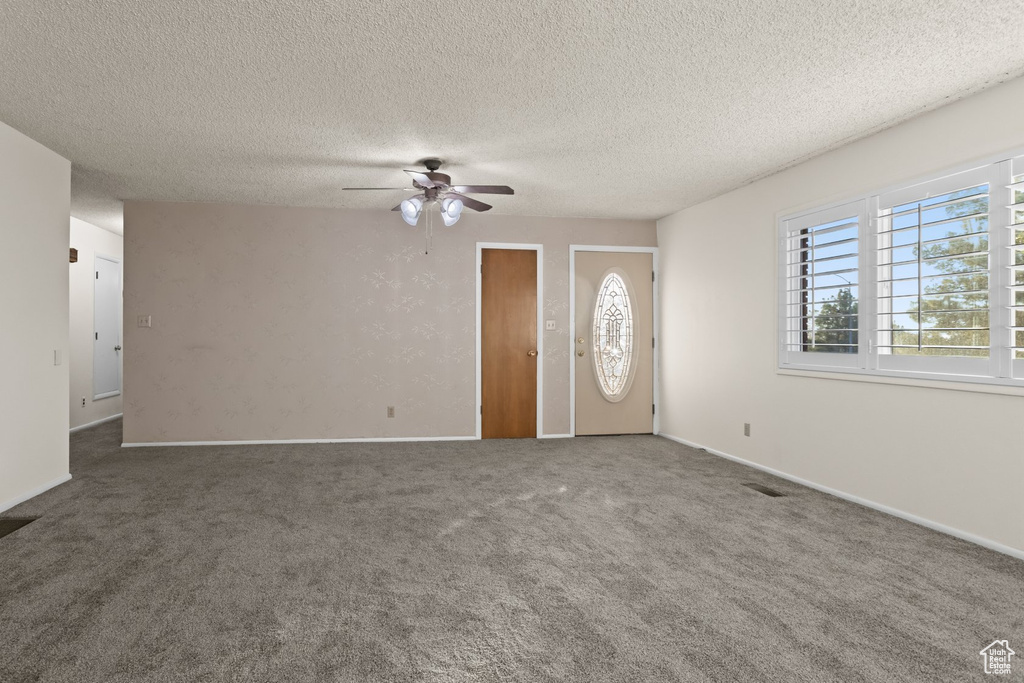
[{"left": 777, "top": 146, "right": 1024, "bottom": 391}]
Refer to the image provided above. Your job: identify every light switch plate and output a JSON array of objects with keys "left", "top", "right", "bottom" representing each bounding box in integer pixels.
[
  {"left": 545, "top": 320, "right": 556, "bottom": 331},
  {"left": 138, "top": 315, "right": 152, "bottom": 328},
  {"left": 54, "top": 350, "right": 61, "bottom": 366}
]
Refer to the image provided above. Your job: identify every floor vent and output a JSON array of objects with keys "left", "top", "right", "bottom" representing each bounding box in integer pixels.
[
  {"left": 742, "top": 483, "right": 786, "bottom": 498},
  {"left": 0, "top": 518, "right": 38, "bottom": 540}
]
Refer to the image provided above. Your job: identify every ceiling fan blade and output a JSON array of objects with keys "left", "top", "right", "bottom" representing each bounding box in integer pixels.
[
  {"left": 404, "top": 170, "right": 437, "bottom": 188},
  {"left": 447, "top": 192, "right": 492, "bottom": 212},
  {"left": 343, "top": 187, "right": 416, "bottom": 191},
  {"left": 450, "top": 185, "right": 514, "bottom": 195}
]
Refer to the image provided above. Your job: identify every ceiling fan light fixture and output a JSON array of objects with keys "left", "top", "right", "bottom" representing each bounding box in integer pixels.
[
  {"left": 440, "top": 197, "right": 464, "bottom": 226},
  {"left": 400, "top": 197, "right": 423, "bottom": 226}
]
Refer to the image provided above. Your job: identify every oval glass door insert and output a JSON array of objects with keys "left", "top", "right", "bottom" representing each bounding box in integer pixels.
[{"left": 592, "top": 269, "right": 636, "bottom": 402}]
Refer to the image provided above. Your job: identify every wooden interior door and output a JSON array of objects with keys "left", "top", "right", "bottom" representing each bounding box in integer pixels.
[
  {"left": 575, "top": 251, "right": 654, "bottom": 435},
  {"left": 482, "top": 248, "right": 538, "bottom": 438}
]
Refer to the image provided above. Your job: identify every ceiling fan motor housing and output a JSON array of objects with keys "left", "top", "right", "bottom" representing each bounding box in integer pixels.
[{"left": 415, "top": 172, "right": 451, "bottom": 196}]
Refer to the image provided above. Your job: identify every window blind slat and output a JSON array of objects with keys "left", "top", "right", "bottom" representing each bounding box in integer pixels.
[
  {"left": 785, "top": 218, "right": 858, "bottom": 238},
  {"left": 796, "top": 251, "right": 859, "bottom": 265},
  {"left": 875, "top": 344, "right": 990, "bottom": 350},
  {"left": 878, "top": 327, "right": 989, "bottom": 333},
  {"left": 787, "top": 235, "right": 859, "bottom": 253},
  {"left": 879, "top": 209, "right": 988, "bottom": 233},
  {"left": 885, "top": 191, "right": 988, "bottom": 216},
  {"left": 877, "top": 271, "right": 988, "bottom": 286}
]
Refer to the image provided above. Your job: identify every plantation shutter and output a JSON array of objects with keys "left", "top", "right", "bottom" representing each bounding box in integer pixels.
[
  {"left": 1009, "top": 156, "right": 1024, "bottom": 378},
  {"left": 874, "top": 166, "right": 993, "bottom": 376},
  {"left": 779, "top": 200, "right": 864, "bottom": 370}
]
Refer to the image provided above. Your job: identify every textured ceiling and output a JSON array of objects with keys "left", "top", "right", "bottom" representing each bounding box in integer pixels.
[{"left": 2, "top": 1, "right": 1024, "bottom": 234}]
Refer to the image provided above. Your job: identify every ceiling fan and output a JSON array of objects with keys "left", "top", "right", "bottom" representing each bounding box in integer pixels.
[{"left": 343, "top": 158, "right": 514, "bottom": 227}]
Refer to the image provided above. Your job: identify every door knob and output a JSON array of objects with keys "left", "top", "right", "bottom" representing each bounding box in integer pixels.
[
  {"left": 577, "top": 350, "right": 585, "bottom": 357},
  {"left": 114, "top": 345, "right": 122, "bottom": 351},
  {"left": 577, "top": 337, "right": 585, "bottom": 344},
  {"left": 527, "top": 350, "right": 538, "bottom": 357}
]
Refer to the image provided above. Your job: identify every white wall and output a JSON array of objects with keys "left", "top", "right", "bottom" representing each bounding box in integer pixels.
[
  {"left": 70, "top": 216, "right": 123, "bottom": 430},
  {"left": 0, "top": 121, "right": 71, "bottom": 511},
  {"left": 658, "top": 76, "right": 1024, "bottom": 555}
]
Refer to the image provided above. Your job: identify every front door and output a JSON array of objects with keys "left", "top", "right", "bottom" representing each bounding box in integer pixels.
[
  {"left": 93, "top": 254, "right": 122, "bottom": 399},
  {"left": 481, "top": 248, "right": 538, "bottom": 438},
  {"left": 574, "top": 251, "right": 654, "bottom": 435}
]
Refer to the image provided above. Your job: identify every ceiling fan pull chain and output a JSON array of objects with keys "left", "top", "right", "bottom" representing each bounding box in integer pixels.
[{"left": 424, "top": 208, "right": 432, "bottom": 255}]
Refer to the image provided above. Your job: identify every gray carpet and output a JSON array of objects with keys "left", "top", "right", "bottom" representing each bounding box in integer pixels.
[{"left": 1, "top": 420, "right": 1021, "bottom": 682}]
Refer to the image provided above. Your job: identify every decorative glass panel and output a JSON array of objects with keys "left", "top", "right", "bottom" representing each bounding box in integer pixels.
[{"left": 592, "top": 271, "right": 635, "bottom": 401}]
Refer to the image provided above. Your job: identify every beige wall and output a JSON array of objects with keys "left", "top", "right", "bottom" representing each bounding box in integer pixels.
[
  {"left": 123, "top": 202, "right": 655, "bottom": 443},
  {"left": 70, "top": 216, "right": 124, "bottom": 430},
  {"left": 658, "top": 76, "right": 1024, "bottom": 554},
  {"left": 0, "top": 121, "right": 71, "bottom": 511}
]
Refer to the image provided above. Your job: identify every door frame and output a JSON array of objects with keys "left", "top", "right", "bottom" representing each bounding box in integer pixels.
[
  {"left": 476, "top": 243, "right": 544, "bottom": 439},
  {"left": 569, "top": 245, "right": 660, "bottom": 437},
  {"left": 93, "top": 252, "right": 122, "bottom": 400}
]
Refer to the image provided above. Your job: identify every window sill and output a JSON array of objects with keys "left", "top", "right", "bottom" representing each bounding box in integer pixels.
[{"left": 776, "top": 366, "right": 1024, "bottom": 398}]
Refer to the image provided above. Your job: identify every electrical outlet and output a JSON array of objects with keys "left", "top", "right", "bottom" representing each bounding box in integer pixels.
[
  {"left": 137, "top": 315, "right": 152, "bottom": 328},
  {"left": 82, "top": 397, "right": 86, "bottom": 407},
  {"left": 744, "top": 423, "right": 751, "bottom": 437},
  {"left": 387, "top": 406, "right": 395, "bottom": 418}
]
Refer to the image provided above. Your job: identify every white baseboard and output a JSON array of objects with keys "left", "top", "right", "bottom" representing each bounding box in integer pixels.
[
  {"left": 0, "top": 473, "right": 73, "bottom": 514},
  {"left": 124, "top": 434, "right": 578, "bottom": 446},
  {"left": 122, "top": 435, "right": 480, "bottom": 447},
  {"left": 70, "top": 412, "right": 122, "bottom": 434},
  {"left": 659, "top": 433, "right": 1024, "bottom": 562}
]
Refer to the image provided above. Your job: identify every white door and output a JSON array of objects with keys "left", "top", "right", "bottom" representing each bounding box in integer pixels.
[
  {"left": 574, "top": 250, "right": 654, "bottom": 435},
  {"left": 93, "top": 255, "right": 121, "bottom": 399}
]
